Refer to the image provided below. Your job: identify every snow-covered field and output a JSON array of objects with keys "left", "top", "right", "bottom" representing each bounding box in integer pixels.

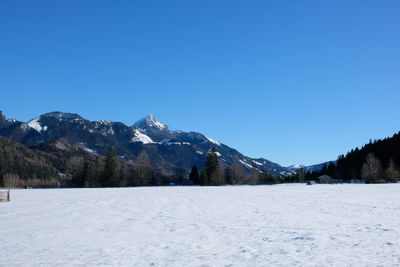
[{"left": 1, "top": 184, "right": 400, "bottom": 266}]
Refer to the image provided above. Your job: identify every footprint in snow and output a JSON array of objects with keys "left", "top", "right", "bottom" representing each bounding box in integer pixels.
[{"left": 292, "top": 235, "right": 314, "bottom": 241}]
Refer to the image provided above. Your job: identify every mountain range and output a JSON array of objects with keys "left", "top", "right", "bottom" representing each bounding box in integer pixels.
[{"left": 0, "top": 111, "right": 287, "bottom": 175}]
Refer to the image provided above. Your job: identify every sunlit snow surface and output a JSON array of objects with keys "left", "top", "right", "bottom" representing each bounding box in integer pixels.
[
  {"left": 27, "top": 117, "right": 47, "bottom": 132},
  {"left": 1, "top": 184, "right": 400, "bottom": 266},
  {"left": 131, "top": 129, "right": 155, "bottom": 144}
]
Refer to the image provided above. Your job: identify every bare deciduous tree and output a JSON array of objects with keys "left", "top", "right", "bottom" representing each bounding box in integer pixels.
[
  {"left": 3, "top": 173, "right": 21, "bottom": 188},
  {"left": 135, "top": 151, "right": 153, "bottom": 186},
  {"left": 361, "top": 153, "right": 382, "bottom": 183},
  {"left": 385, "top": 158, "right": 399, "bottom": 183},
  {"left": 231, "top": 163, "right": 244, "bottom": 184},
  {"left": 250, "top": 168, "right": 260, "bottom": 185}
]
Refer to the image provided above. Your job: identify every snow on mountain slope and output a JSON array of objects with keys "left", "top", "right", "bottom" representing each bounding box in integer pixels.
[
  {"left": 131, "top": 129, "right": 155, "bottom": 144},
  {"left": 287, "top": 164, "right": 305, "bottom": 169},
  {"left": 1, "top": 185, "right": 399, "bottom": 266},
  {"left": 206, "top": 136, "right": 221, "bottom": 146},
  {"left": 287, "top": 161, "right": 337, "bottom": 173},
  {"left": 239, "top": 159, "right": 253, "bottom": 169},
  {"left": 161, "top": 141, "right": 191, "bottom": 146},
  {"left": 27, "top": 117, "right": 47, "bottom": 132},
  {"left": 252, "top": 160, "right": 263, "bottom": 166},
  {"left": 286, "top": 164, "right": 306, "bottom": 172}
]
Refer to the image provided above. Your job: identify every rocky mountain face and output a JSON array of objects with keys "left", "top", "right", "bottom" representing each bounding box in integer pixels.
[{"left": 0, "top": 111, "right": 286, "bottom": 175}]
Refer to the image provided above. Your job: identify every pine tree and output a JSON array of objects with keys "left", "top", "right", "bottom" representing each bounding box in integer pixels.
[
  {"left": 81, "top": 157, "right": 89, "bottom": 186},
  {"left": 224, "top": 167, "right": 233, "bottom": 185},
  {"left": 71, "top": 157, "right": 89, "bottom": 187},
  {"left": 260, "top": 171, "right": 274, "bottom": 184},
  {"left": 205, "top": 148, "right": 220, "bottom": 185},
  {"left": 189, "top": 166, "right": 200, "bottom": 185},
  {"left": 102, "top": 147, "right": 117, "bottom": 187},
  {"left": 93, "top": 156, "right": 102, "bottom": 187},
  {"left": 298, "top": 168, "right": 305, "bottom": 183},
  {"left": 199, "top": 169, "right": 209, "bottom": 186}
]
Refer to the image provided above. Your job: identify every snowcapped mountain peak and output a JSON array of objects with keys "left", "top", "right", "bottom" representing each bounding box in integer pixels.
[
  {"left": 147, "top": 114, "right": 156, "bottom": 121},
  {"left": 289, "top": 164, "right": 305, "bottom": 169},
  {"left": 133, "top": 114, "right": 168, "bottom": 130},
  {"left": 287, "top": 164, "right": 306, "bottom": 171}
]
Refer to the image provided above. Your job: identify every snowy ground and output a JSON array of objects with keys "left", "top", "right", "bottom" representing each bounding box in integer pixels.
[{"left": 1, "top": 184, "right": 400, "bottom": 266}]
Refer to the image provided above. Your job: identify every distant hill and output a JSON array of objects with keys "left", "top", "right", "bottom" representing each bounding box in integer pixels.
[{"left": 286, "top": 161, "right": 336, "bottom": 174}]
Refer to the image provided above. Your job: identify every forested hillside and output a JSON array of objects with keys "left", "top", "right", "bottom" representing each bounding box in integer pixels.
[
  {"left": 0, "top": 136, "right": 276, "bottom": 188},
  {"left": 308, "top": 132, "right": 400, "bottom": 183},
  {"left": 0, "top": 137, "right": 170, "bottom": 187}
]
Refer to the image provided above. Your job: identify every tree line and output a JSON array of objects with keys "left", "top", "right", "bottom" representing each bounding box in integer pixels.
[
  {"left": 0, "top": 137, "right": 194, "bottom": 188},
  {"left": 0, "top": 142, "right": 280, "bottom": 187},
  {"left": 70, "top": 147, "right": 279, "bottom": 187},
  {"left": 2, "top": 131, "right": 400, "bottom": 188},
  {"left": 305, "top": 132, "right": 400, "bottom": 183},
  {"left": 187, "top": 148, "right": 277, "bottom": 186}
]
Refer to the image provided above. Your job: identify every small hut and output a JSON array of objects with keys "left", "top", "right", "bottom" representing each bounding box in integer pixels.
[{"left": 318, "top": 175, "right": 333, "bottom": 184}]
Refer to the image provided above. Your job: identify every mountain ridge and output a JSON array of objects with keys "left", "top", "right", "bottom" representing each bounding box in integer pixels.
[{"left": 0, "top": 111, "right": 287, "bottom": 175}]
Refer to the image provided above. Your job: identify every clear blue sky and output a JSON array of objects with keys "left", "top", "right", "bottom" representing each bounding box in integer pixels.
[{"left": 1, "top": 0, "right": 399, "bottom": 166}]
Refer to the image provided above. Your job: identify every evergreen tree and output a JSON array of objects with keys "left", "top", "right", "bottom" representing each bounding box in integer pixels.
[
  {"left": 199, "top": 169, "right": 209, "bottom": 186},
  {"left": 118, "top": 163, "right": 128, "bottom": 186},
  {"left": 173, "top": 164, "right": 186, "bottom": 185},
  {"left": 260, "top": 171, "right": 275, "bottom": 184},
  {"left": 136, "top": 151, "right": 153, "bottom": 186},
  {"left": 205, "top": 148, "right": 220, "bottom": 185},
  {"left": 81, "top": 157, "right": 89, "bottom": 186},
  {"left": 0, "top": 159, "right": 2, "bottom": 186},
  {"left": 93, "top": 156, "right": 102, "bottom": 187},
  {"left": 298, "top": 168, "right": 305, "bottom": 183},
  {"left": 102, "top": 147, "right": 117, "bottom": 187},
  {"left": 71, "top": 157, "right": 89, "bottom": 187},
  {"left": 224, "top": 167, "right": 233, "bottom": 185},
  {"left": 189, "top": 166, "right": 200, "bottom": 185}
]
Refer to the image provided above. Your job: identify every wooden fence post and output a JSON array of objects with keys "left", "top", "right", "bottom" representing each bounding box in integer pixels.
[{"left": 0, "top": 190, "right": 10, "bottom": 202}]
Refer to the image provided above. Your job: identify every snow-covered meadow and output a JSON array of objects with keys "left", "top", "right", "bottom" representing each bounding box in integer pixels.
[{"left": 1, "top": 184, "right": 399, "bottom": 266}]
